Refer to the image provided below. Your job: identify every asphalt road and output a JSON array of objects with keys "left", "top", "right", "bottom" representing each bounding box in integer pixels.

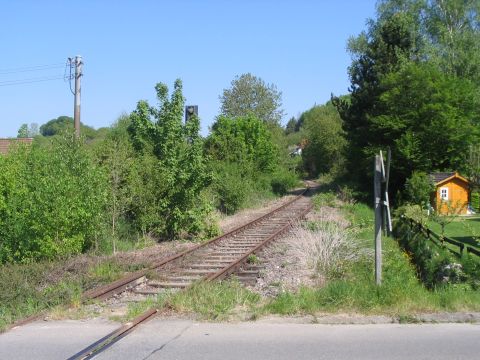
[{"left": 1, "top": 319, "right": 479, "bottom": 360}]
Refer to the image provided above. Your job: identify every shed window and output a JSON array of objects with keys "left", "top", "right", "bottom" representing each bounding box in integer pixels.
[{"left": 440, "top": 187, "right": 448, "bottom": 201}]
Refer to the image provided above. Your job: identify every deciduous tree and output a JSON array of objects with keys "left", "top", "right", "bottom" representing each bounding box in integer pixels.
[{"left": 220, "top": 73, "right": 284, "bottom": 126}]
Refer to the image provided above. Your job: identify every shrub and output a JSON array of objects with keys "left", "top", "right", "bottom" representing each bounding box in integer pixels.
[
  {"left": 214, "top": 163, "right": 250, "bottom": 214},
  {"left": 313, "top": 192, "right": 337, "bottom": 208},
  {"left": 337, "top": 185, "right": 357, "bottom": 204},
  {"left": 0, "top": 135, "right": 107, "bottom": 263},
  {"left": 393, "top": 216, "right": 479, "bottom": 288},
  {"left": 270, "top": 169, "right": 298, "bottom": 195},
  {"left": 403, "top": 171, "right": 434, "bottom": 208},
  {"left": 127, "top": 80, "right": 213, "bottom": 239}
]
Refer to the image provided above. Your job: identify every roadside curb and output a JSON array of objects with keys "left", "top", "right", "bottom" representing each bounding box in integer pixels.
[{"left": 254, "top": 312, "right": 480, "bottom": 325}]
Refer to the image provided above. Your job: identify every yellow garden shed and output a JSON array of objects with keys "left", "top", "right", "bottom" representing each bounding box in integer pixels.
[{"left": 430, "top": 172, "right": 469, "bottom": 215}]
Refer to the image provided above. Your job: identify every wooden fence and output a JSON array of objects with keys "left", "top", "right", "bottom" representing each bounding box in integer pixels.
[{"left": 407, "top": 218, "right": 480, "bottom": 258}]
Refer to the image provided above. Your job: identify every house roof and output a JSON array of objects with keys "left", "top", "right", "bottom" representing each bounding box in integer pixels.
[
  {"left": 0, "top": 138, "right": 34, "bottom": 155},
  {"left": 430, "top": 172, "right": 468, "bottom": 186}
]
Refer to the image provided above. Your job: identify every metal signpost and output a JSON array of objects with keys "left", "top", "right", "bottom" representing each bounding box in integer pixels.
[{"left": 374, "top": 148, "right": 391, "bottom": 285}]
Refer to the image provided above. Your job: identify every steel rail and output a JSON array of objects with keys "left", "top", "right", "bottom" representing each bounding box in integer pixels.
[
  {"left": 66, "top": 308, "right": 158, "bottom": 360},
  {"left": 83, "top": 188, "right": 310, "bottom": 301},
  {"left": 66, "top": 189, "right": 314, "bottom": 358},
  {"left": 207, "top": 203, "right": 313, "bottom": 282}
]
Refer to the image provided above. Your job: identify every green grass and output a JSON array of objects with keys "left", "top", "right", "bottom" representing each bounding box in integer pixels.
[
  {"left": 3, "top": 194, "right": 479, "bottom": 330},
  {"left": 123, "top": 199, "right": 480, "bottom": 321},
  {"left": 167, "top": 281, "right": 260, "bottom": 320},
  {"left": 262, "top": 201, "right": 480, "bottom": 317},
  {"left": 0, "top": 258, "right": 148, "bottom": 332},
  {"left": 116, "top": 280, "right": 261, "bottom": 322},
  {"left": 427, "top": 217, "right": 480, "bottom": 249}
]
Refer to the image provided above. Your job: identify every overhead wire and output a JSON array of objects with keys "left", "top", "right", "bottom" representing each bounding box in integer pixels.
[
  {"left": 0, "top": 63, "right": 65, "bottom": 75},
  {"left": 0, "top": 61, "right": 72, "bottom": 87},
  {"left": 65, "top": 58, "right": 75, "bottom": 95},
  {"left": 0, "top": 75, "right": 66, "bottom": 87}
]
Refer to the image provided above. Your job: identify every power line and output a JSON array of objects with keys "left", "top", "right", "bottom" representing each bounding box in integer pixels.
[
  {"left": 0, "top": 75, "right": 66, "bottom": 87},
  {"left": 0, "top": 63, "right": 65, "bottom": 75},
  {"left": 65, "top": 58, "right": 75, "bottom": 95}
]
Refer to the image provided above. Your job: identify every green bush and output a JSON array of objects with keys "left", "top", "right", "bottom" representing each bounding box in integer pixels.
[
  {"left": 312, "top": 192, "right": 337, "bottom": 208},
  {"left": 270, "top": 169, "right": 298, "bottom": 195},
  {"left": 393, "top": 216, "right": 480, "bottom": 288},
  {"left": 213, "top": 163, "right": 250, "bottom": 214},
  {"left": 404, "top": 171, "right": 435, "bottom": 208},
  {"left": 127, "top": 80, "right": 213, "bottom": 239},
  {"left": 0, "top": 136, "right": 107, "bottom": 263}
]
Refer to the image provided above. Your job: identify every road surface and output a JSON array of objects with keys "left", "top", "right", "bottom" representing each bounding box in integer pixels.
[{"left": 1, "top": 318, "right": 478, "bottom": 359}]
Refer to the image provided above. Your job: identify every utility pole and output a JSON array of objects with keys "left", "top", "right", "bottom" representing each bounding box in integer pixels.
[
  {"left": 374, "top": 154, "right": 382, "bottom": 285},
  {"left": 73, "top": 55, "right": 83, "bottom": 138}
]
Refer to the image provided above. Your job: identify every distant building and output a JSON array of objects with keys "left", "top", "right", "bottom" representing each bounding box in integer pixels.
[
  {"left": 430, "top": 172, "right": 470, "bottom": 215},
  {"left": 0, "top": 138, "right": 34, "bottom": 155}
]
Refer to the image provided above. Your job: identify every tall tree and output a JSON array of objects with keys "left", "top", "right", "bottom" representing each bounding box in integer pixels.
[
  {"left": 205, "top": 115, "right": 278, "bottom": 173},
  {"left": 17, "top": 123, "right": 39, "bottom": 138},
  {"left": 220, "top": 73, "right": 284, "bottom": 125},
  {"left": 17, "top": 124, "right": 28, "bottom": 138},
  {"left": 40, "top": 116, "right": 97, "bottom": 139},
  {"left": 128, "top": 79, "right": 212, "bottom": 239},
  {"left": 334, "top": 0, "right": 480, "bottom": 196},
  {"left": 300, "top": 102, "right": 346, "bottom": 177},
  {"left": 425, "top": 0, "right": 480, "bottom": 81},
  {"left": 334, "top": 11, "right": 419, "bottom": 193}
]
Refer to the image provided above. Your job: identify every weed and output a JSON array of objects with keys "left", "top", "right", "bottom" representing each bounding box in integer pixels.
[
  {"left": 88, "top": 262, "right": 124, "bottom": 283},
  {"left": 247, "top": 254, "right": 259, "bottom": 264},
  {"left": 398, "top": 314, "right": 421, "bottom": 324},
  {"left": 166, "top": 280, "right": 260, "bottom": 320},
  {"left": 287, "top": 222, "right": 367, "bottom": 279},
  {"left": 312, "top": 192, "right": 337, "bottom": 208},
  {"left": 124, "top": 296, "right": 158, "bottom": 321},
  {"left": 262, "top": 203, "right": 480, "bottom": 317}
]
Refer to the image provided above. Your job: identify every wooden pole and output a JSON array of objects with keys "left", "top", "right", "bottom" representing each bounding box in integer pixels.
[{"left": 374, "top": 154, "right": 382, "bottom": 285}]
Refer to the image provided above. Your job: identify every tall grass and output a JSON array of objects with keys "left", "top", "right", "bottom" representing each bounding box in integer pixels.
[
  {"left": 166, "top": 281, "right": 260, "bottom": 320},
  {"left": 0, "top": 258, "right": 146, "bottom": 332},
  {"left": 264, "top": 198, "right": 480, "bottom": 316}
]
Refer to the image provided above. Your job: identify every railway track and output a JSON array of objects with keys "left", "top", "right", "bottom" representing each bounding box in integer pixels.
[
  {"left": 69, "top": 187, "right": 314, "bottom": 359},
  {"left": 84, "top": 187, "right": 313, "bottom": 300}
]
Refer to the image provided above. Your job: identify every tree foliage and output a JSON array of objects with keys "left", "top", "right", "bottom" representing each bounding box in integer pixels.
[
  {"left": 205, "top": 115, "right": 278, "bottom": 173},
  {"left": 17, "top": 123, "right": 39, "bottom": 138},
  {"left": 205, "top": 115, "right": 297, "bottom": 213},
  {"left": 403, "top": 171, "right": 434, "bottom": 208},
  {"left": 0, "top": 136, "right": 107, "bottom": 263},
  {"left": 334, "top": 0, "right": 480, "bottom": 198},
  {"left": 40, "top": 116, "right": 98, "bottom": 139},
  {"left": 128, "top": 79, "right": 212, "bottom": 239},
  {"left": 300, "top": 102, "right": 346, "bottom": 177},
  {"left": 219, "top": 73, "right": 284, "bottom": 125}
]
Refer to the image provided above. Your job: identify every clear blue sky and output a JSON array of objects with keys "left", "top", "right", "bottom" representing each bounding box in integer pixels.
[{"left": 0, "top": 0, "right": 377, "bottom": 137}]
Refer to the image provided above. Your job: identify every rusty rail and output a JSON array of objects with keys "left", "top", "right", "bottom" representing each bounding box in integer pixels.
[
  {"left": 207, "top": 203, "right": 313, "bottom": 281},
  {"left": 67, "top": 308, "right": 158, "bottom": 360},
  {"left": 84, "top": 188, "right": 311, "bottom": 301}
]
